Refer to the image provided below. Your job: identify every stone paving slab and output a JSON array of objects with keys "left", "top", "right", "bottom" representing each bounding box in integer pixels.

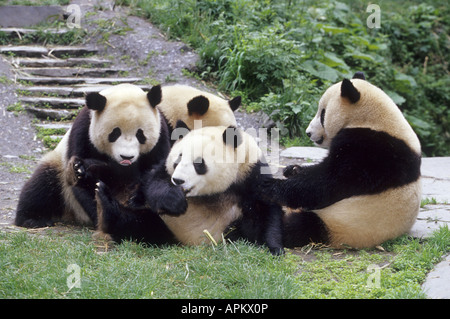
[
  {"left": 422, "top": 254, "right": 450, "bottom": 299},
  {"left": 409, "top": 205, "right": 450, "bottom": 238}
]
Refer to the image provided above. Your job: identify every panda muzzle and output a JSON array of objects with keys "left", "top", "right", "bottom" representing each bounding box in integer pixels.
[{"left": 119, "top": 155, "right": 134, "bottom": 166}]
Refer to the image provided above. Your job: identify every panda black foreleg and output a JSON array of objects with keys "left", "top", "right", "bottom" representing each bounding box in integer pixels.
[
  {"left": 259, "top": 162, "right": 333, "bottom": 210},
  {"left": 15, "top": 164, "right": 64, "bottom": 228},
  {"left": 138, "top": 161, "right": 187, "bottom": 216},
  {"left": 67, "top": 156, "right": 113, "bottom": 224},
  {"left": 96, "top": 181, "right": 175, "bottom": 245}
]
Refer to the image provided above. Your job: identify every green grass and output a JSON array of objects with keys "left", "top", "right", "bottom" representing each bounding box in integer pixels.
[{"left": 1, "top": 226, "right": 449, "bottom": 299}]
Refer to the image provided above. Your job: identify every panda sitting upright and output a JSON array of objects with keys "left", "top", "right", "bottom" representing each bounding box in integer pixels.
[
  {"left": 261, "top": 72, "right": 422, "bottom": 249},
  {"left": 92, "top": 124, "right": 285, "bottom": 255},
  {"left": 15, "top": 84, "right": 170, "bottom": 228}
]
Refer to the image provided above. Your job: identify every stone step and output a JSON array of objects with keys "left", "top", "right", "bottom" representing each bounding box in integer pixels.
[
  {"left": 35, "top": 122, "right": 72, "bottom": 131},
  {"left": 16, "top": 75, "right": 141, "bottom": 85},
  {"left": 20, "top": 67, "right": 124, "bottom": 77},
  {"left": 18, "top": 84, "right": 151, "bottom": 97},
  {"left": 19, "top": 96, "right": 84, "bottom": 109},
  {"left": 0, "top": 45, "right": 97, "bottom": 57},
  {"left": 0, "top": 27, "right": 69, "bottom": 36},
  {"left": 12, "top": 57, "right": 112, "bottom": 68},
  {"left": 24, "top": 106, "right": 77, "bottom": 121}
]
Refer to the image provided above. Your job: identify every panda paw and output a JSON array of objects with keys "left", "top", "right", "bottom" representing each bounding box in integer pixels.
[
  {"left": 67, "top": 156, "right": 87, "bottom": 185},
  {"left": 73, "top": 158, "right": 87, "bottom": 181},
  {"left": 282, "top": 164, "right": 303, "bottom": 178},
  {"left": 149, "top": 187, "right": 188, "bottom": 216}
]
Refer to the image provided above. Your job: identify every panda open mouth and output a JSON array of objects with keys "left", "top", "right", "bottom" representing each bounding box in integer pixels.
[{"left": 182, "top": 186, "right": 194, "bottom": 195}]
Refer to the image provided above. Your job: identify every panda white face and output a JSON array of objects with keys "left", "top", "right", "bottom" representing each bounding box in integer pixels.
[
  {"left": 166, "top": 128, "right": 240, "bottom": 197},
  {"left": 106, "top": 126, "right": 148, "bottom": 166},
  {"left": 306, "top": 106, "right": 327, "bottom": 147},
  {"left": 305, "top": 80, "right": 353, "bottom": 149},
  {"left": 88, "top": 84, "right": 162, "bottom": 166}
]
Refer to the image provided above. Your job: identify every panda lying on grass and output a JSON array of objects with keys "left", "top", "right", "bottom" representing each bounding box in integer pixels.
[{"left": 91, "top": 124, "right": 285, "bottom": 255}]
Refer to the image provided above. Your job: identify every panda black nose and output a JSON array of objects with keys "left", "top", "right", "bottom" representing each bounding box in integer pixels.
[
  {"left": 172, "top": 178, "right": 185, "bottom": 186},
  {"left": 306, "top": 132, "right": 311, "bottom": 138},
  {"left": 120, "top": 155, "right": 134, "bottom": 160}
]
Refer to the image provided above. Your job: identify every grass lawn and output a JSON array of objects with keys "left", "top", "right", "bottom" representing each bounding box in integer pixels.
[{"left": 1, "top": 225, "right": 449, "bottom": 299}]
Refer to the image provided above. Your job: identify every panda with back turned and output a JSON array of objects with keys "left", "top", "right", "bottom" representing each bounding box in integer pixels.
[
  {"left": 261, "top": 72, "right": 422, "bottom": 249},
  {"left": 92, "top": 123, "right": 285, "bottom": 255},
  {"left": 15, "top": 84, "right": 170, "bottom": 228},
  {"left": 158, "top": 84, "right": 241, "bottom": 141}
]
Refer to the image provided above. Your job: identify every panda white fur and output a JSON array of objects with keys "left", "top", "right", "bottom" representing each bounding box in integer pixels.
[
  {"left": 15, "top": 84, "right": 170, "bottom": 228},
  {"left": 262, "top": 72, "right": 422, "bottom": 249},
  {"left": 92, "top": 124, "right": 285, "bottom": 255},
  {"left": 158, "top": 84, "right": 240, "bottom": 137}
]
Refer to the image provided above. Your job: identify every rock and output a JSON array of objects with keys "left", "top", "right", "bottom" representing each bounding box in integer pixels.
[{"left": 280, "top": 146, "right": 328, "bottom": 162}]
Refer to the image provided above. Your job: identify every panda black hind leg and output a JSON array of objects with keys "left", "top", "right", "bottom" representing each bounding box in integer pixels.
[
  {"left": 15, "top": 163, "right": 64, "bottom": 228},
  {"left": 283, "top": 210, "right": 330, "bottom": 248}
]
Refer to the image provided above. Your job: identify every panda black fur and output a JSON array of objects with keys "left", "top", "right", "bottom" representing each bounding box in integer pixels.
[
  {"left": 93, "top": 124, "right": 285, "bottom": 255},
  {"left": 15, "top": 84, "right": 170, "bottom": 228},
  {"left": 158, "top": 84, "right": 241, "bottom": 140},
  {"left": 262, "top": 72, "right": 422, "bottom": 249}
]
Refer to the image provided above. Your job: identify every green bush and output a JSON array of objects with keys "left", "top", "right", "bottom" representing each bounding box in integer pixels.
[{"left": 122, "top": 0, "right": 449, "bottom": 156}]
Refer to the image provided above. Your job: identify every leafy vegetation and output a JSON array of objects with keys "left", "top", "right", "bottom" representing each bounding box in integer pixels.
[
  {"left": 1, "top": 226, "right": 449, "bottom": 298},
  {"left": 118, "top": 0, "right": 449, "bottom": 156}
]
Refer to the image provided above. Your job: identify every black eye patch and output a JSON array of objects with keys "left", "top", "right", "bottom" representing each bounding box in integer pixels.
[
  {"left": 108, "top": 127, "right": 121, "bottom": 143},
  {"left": 193, "top": 157, "right": 207, "bottom": 175},
  {"left": 136, "top": 129, "right": 147, "bottom": 144},
  {"left": 320, "top": 109, "right": 326, "bottom": 127}
]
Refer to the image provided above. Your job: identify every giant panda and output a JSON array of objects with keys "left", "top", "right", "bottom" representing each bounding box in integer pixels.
[
  {"left": 15, "top": 83, "right": 170, "bottom": 228},
  {"left": 91, "top": 123, "right": 285, "bottom": 255},
  {"left": 158, "top": 84, "right": 241, "bottom": 140},
  {"left": 261, "top": 72, "right": 422, "bottom": 249}
]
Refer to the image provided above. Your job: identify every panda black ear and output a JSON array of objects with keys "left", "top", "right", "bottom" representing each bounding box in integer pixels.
[
  {"left": 352, "top": 71, "right": 366, "bottom": 80},
  {"left": 222, "top": 126, "right": 242, "bottom": 149},
  {"left": 187, "top": 95, "right": 209, "bottom": 116},
  {"left": 86, "top": 92, "right": 107, "bottom": 112},
  {"left": 147, "top": 85, "right": 162, "bottom": 108},
  {"left": 341, "top": 79, "right": 360, "bottom": 104},
  {"left": 229, "top": 96, "right": 241, "bottom": 112},
  {"left": 171, "top": 120, "right": 190, "bottom": 142}
]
